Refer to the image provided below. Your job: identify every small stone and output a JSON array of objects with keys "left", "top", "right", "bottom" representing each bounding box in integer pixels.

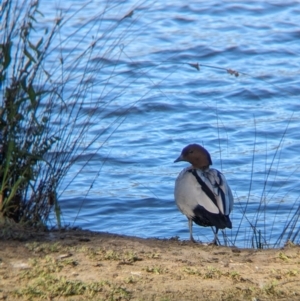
[
  {"left": 131, "top": 271, "right": 142, "bottom": 276},
  {"left": 11, "top": 262, "right": 30, "bottom": 269},
  {"left": 57, "top": 253, "right": 72, "bottom": 259}
]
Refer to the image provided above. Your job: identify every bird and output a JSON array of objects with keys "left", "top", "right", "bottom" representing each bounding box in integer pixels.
[{"left": 174, "top": 144, "right": 233, "bottom": 245}]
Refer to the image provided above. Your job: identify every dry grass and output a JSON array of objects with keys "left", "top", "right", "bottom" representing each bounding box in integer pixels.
[{"left": 0, "top": 229, "right": 300, "bottom": 300}]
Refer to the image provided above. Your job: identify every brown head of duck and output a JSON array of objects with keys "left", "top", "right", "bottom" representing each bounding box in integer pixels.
[{"left": 174, "top": 144, "right": 212, "bottom": 170}]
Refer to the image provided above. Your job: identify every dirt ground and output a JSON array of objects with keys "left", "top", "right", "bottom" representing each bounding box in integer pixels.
[{"left": 0, "top": 228, "right": 300, "bottom": 301}]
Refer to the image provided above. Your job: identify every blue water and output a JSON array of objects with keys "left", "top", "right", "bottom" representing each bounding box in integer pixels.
[{"left": 36, "top": 1, "right": 300, "bottom": 248}]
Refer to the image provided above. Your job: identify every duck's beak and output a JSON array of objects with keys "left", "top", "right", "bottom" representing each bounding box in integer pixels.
[{"left": 174, "top": 154, "right": 183, "bottom": 163}]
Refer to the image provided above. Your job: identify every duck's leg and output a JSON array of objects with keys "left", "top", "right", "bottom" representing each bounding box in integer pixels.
[
  {"left": 211, "top": 227, "right": 220, "bottom": 245},
  {"left": 188, "top": 218, "right": 196, "bottom": 243}
]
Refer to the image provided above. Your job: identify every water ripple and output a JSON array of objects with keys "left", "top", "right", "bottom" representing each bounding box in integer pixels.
[{"left": 40, "top": 0, "right": 300, "bottom": 247}]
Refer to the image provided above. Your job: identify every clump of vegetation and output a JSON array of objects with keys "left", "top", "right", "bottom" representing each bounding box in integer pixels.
[
  {"left": 25, "top": 241, "right": 62, "bottom": 253},
  {"left": 15, "top": 275, "right": 130, "bottom": 300},
  {"left": 144, "top": 265, "right": 167, "bottom": 274},
  {"left": 183, "top": 266, "right": 202, "bottom": 276},
  {"left": 0, "top": 0, "right": 61, "bottom": 225},
  {"left": 13, "top": 249, "right": 133, "bottom": 300},
  {"left": 0, "top": 0, "right": 137, "bottom": 228}
]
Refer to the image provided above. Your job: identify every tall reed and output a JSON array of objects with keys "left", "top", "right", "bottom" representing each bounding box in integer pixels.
[{"left": 0, "top": 0, "right": 143, "bottom": 227}]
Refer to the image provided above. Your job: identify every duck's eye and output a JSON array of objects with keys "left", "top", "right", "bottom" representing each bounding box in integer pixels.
[{"left": 189, "top": 150, "right": 194, "bottom": 154}]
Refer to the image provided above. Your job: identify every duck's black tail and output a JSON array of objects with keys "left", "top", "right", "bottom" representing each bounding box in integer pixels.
[{"left": 192, "top": 205, "right": 232, "bottom": 229}]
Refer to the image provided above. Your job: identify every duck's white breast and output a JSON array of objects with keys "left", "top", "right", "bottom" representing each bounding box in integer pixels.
[{"left": 174, "top": 167, "right": 220, "bottom": 218}]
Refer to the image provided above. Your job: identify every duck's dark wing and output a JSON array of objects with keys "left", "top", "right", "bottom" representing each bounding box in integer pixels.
[
  {"left": 188, "top": 168, "right": 233, "bottom": 229},
  {"left": 189, "top": 168, "right": 233, "bottom": 216}
]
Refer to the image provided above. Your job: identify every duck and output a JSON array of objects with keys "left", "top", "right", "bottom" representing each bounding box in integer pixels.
[{"left": 174, "top": 144, "right": 233, "bottom": 245}]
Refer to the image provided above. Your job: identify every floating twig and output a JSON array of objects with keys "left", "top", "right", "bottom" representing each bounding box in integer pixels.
[
  {"left": 227, "top": 68, "right": 239, "bottom": 77},
  {"left": 189, "top": 62, "right": 200, "bottom": 71},
  {"left": 122, "top": 10, "right": 134, "bottom": 20}
]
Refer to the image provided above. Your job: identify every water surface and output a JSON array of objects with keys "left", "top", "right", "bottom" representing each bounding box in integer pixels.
[{"left": 39, "top": 0, "right": 300, "bottom": 248}]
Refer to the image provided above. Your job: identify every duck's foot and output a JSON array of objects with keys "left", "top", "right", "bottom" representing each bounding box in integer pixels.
[
  {"left": 190, "top": 237, "right": 196, "bottom": 243},
  {"left": 208, "top": 240, "right": 219, "bottom": 246},
  {"left": 190, "top": 236, "right": 204, "bottom": 244}
]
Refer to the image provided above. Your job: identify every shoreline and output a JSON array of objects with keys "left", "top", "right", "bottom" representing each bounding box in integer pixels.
[{"left": 0, "top": 229, "right": 300, "bottom": 300}]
